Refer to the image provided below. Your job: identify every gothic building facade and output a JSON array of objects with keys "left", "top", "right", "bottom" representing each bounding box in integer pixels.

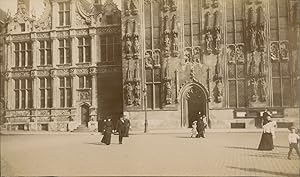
[{"left": 1, "top": 0, "right": 299, "bottom": 131}]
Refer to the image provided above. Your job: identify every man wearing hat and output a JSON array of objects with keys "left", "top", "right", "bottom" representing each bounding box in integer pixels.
[
  {"left": 117, "top": 115, "right": 126, "bottom": 144},
  {"left": 287, "top": 127, "right": 300, "bottom": 159}
]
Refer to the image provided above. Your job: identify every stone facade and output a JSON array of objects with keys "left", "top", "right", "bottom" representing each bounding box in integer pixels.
[{"left": 1, "top": 0, "right": 300, "bottom": 132}]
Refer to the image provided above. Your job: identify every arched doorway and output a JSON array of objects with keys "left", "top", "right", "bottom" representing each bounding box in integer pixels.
[
  {"left": 181, "top": 83, "right": 208, "bottom": 128},
  {"left": 81, "top": 104, "right": 90, "bottom": 127}
]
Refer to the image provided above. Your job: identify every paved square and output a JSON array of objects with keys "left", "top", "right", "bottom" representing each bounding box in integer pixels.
[{"left": 1, "top": 132, "right": 299, "bottom": 176}]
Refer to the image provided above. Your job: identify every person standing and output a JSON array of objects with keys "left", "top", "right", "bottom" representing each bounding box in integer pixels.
[
  {"left": 196, "top": 112, "right": 205, "bottom": 138},
  {"left": 124, "top": 115, "right": 131, "bottom": 137},
  {"left": 191, "top": 120, "right": 198, "bottom": 138},
  {"left": 287, "top": 127, "right": 300, "bottom": 160},
  {"left": 101, "top": 118, "right": 112, "bottom": 145},
  {"left": 258, "top": 115, "right": 276, "bottom": 151},
  {"left": 117, "top": 116, "right": 126, "bottom": 144}
]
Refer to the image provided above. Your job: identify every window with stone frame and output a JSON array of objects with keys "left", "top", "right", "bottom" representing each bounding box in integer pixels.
[
  {"left": 78, "top": 37, "right": 91, "bottom": 63},
  {"left": 14, "top": 42, "right": 32, "bottom": 67},
  {"left": 39, "top": 40, "right": 52, "bottom": 66},
  {"left": 226, "top": 0, "right": 247, "bottom": 108},
  {"left": 270, "top": 0, "right": 293, "bottom": 107},
  {"left": 79, "top": 75, "right": 92, "bottom": 89},
  {"left": 58, "top": 1, "right": 70, "bottom": 26},
  {"left": 14, "top": 79, "right": 32, "bottom": 109},
  {"left": 145, "top": 68, "right": 161, "bottom": 109},
  {"left": 40, "top": 77, "right": 52, "bottom": 108},
  {"left": 100, "top": 35, "right": 121, "bottom": 64},
  {"left": 58, "top": 39, "right": 71, "bottom": 64},
  {"left": 59, "top": 77, "right": 72, "bottom": 107}
]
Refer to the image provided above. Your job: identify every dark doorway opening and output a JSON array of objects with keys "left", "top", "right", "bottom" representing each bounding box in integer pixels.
[{"left": 81, "top": 104, "right": 90, "bottom": 127}]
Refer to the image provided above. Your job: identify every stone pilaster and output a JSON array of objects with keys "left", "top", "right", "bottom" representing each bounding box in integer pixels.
[
  {"left": 50, "top": 32, "right": 59, "bottom": 66},
  {"left": 70, "top": 31, "right": 78, "bottom": 65},
  {"left": 5, "top": 76, "right": 14, "bottom": 109},
  {"left": 72, "top": 74, "right": 79, "bottom": 107},
  {"left": 89, "top": 28, "right": 97, "bottom": 65},
  {"left": 31, "top": 33, "right": 38, "bottom": 68},
  {"left": 51, "top": 73, "right": 59, "bottom": 108}
]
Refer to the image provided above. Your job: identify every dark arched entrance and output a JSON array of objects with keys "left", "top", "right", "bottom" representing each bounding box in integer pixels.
[
  {"left": 81, "top": 104, "right": 90, "bottom": 127},
  {"left": 181, "top": 83, "right": 208, "bottom": 128}
]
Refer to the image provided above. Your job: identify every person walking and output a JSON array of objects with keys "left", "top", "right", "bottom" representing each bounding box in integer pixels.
[
  {"left": 101, "top": 118, "right": 112, "bottom": 145},
  {"left": 196, "top": 112, "right": 205, "bottom": 138},
  {"left": 287, "top": 127, "right": 300, "bottom": 160},
  {"left": 124, "top": 115, "right": 131, "bottom": 137},
  {"left": 191, "top": 120, "right": 198, "bottom": 138},
  {"left": 117, "top": 116, "right": 126, "bottom": 144},
  {"left": 258, "top": 115, "right": 276, "bottom": 151}
]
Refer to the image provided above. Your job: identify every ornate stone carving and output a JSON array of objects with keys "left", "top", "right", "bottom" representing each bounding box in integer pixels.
[
  {"left": 124, "top": 36, "right": 133, "bottom": 59},
  {"left": 163, "top": 0, "right": 170, "bottom": 12},
  {"left": 132, "top": 34, "right": 140, "bottom": 59},
  {"left": 79, "top": 90, "right": 91, "bottom": 101},
  {"left": 76, "top": 29, "right": 89, "bottom": 36},
  {"left": 258, "top": 52, "right": 266, "bottom": 77},
  {"left": 163, "top": 15, "right": 171, "bottom": 57},
  {"left": 184, "top": 48, "right": 192, "bottom": 63},
  {"left": 236, "top": 44, "right": 245, "bottom": 64},
  {"left": 133, "top": 81, "right": 141, "bottom": 106},
  {"left": 56, "top": 31, "right": 70, "bottom": 38},
  {"left": 11, "top": 71, "right": 30, "bottom": 78},
  {"left": 145, "top": 50, "right": 153, "bottom": 68},
  {"left": 164, "top": 63, "right": 172, "bottom": 105},
  {"left": 184, "top": 47, "right": 201, "bottom": 63},
  {"left": 97, "top": 26, "right": 121, "bottom": 34},
  {"left": 125, "top": 82, "right": 134, "bottom": 105},
  {"left": 227, "top": 45, "right": 236, "bottom": 64},
  {"left": 125, "top": 0, "right": 138, "bottom": 16},
  {"left": 205, "top": 30, "right": 213, "bottom": 55},
  {"left": 270, "top": 42, "right": 279, "bottom": 61},
  {"left": 30, "top": 70, "right": 37, "bottom": 78},
  {"left": 247, "top": 7, "right": 256, "bottom": 52},
  {"left": 248, "top": 54, "right": 259, "bottom": 77},
  {"left": 170, "top": 0, "right": 177, "bottom": 11},
  {"left": 212, "top": 0, "right": 220, "bottom": 8},
  {"left": 11, "top": 34, "right": 30, "bottom": 41},
  {"left": 213, "top": 27, "right": 221, "bottom": 54},
  {"left": 36, "top": 32, "right": 50, "bottom": 39},
  {"left": 213, "top": 56, "right": 223, "bottom": 103},
  {"left": 153, "top": 50, "right": 161, "bottom": 67},
  {"left": 204, "top": 0, "right": 212, "bottom": 9},
  {"left": 204, "top": 11, "right": 212, "bottom": 30}
]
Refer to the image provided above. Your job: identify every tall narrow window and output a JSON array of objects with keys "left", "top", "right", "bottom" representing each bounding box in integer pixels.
[
  {"left": 100, "top": 35, "right": 121, "bottom": 63},
  {"left": 79, "top": 76, "right": 92, "bottom": 89},
  {"left": 14, "top": 42, "right": 32, "bottom": 67},
  {"left": 145, "top": 68, "right": 161, "bottom": 109},
  {"left": 40, "top": 78, "right": 52, "bottom": 108},
  {"left": 14, "top": 79, "right": 32, "bottom": 109},
  {"left": 59, "top": 39, "right": 71, "bottom": 64},
  {"left": 39, "top": 40, "right": 52, "bottom": 65},
  {"left": 270, "top": 0, "right": 293, "bottom": 107},
  {"left": 59, "top": 77, "right": 72, "bottom": 107},
  {"left": 58, "top": 2, "right": 70, "bottom": 26},
  {"left": 226, "top": 0, "right": 247, "bottom": 108},
  {"left": 78, "top": 37, "right": 91, "bottom": 63}
]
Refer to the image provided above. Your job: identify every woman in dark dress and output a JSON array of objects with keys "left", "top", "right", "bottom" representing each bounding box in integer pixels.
[
  {"left": 258, "top": 115, "right": 275, "bottom": 151},
  {"left": 101, "top": 118, "right": 112, "bottom": 145}
]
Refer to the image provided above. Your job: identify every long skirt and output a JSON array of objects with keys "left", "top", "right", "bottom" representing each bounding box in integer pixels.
[
  {"left": 101, "top": 131, "right": 112, "bottom": 145},
  {"left": 258, "top": 132, "right": 274, "bottom": 151}
]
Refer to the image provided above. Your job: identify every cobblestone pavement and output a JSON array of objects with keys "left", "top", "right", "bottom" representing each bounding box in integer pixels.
[{"left": 1, "top": 132, "right": 299, "bottom": 176}]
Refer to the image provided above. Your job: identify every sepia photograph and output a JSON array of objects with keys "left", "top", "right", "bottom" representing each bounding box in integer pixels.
[{"left": 0, "top": 0, "right": 299, "bottom": 176}]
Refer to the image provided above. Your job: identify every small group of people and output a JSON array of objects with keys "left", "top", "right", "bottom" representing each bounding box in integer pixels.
[
  {"left": 101, "top": 115, "right": 131, "bottom": 145},
  {"left": 258, "top": 109, "right": 300, "bottom": 160},
  {"left": 191, "top": 112, "right": 208, "bottom": 138}
]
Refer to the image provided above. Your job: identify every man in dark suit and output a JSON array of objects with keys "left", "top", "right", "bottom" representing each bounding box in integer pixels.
[
  {"left": 117, "top": 116, "right": 126, "bottom": 144},
  {"left": 124, "top": 115, "right": 131, "bottom": 137}
]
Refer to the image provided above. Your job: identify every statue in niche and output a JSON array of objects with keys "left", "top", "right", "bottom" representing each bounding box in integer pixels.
[
  {"left": 279, "top": 42, "right": 289, "bottom": 60},
  {"left": 153, "top": 51, "right": 160, "bottom": 67},
  {"left": 165, "top": 80, "right": 172, "bottom": 104},
  {"left": 205, "top": 11, "right": 212, "bottom": 31},
  {"left": 258, "top": 53, "right": 266, "bottom": 77},
  {"left": 213, "top": 79, "right": 223, "bottom": 103},
  {"left": 163, "top": 15, "right": 170, "bottom": 34},
  {"left": 204, "top": 0, "right": 211, "bottom": 8},
  {"left": 256, "top": 6, "right": 266, "bottom": 51},
  {"left": 131, "top": 0, "right": 138, "bottom": 15},
  {"left": 163, "top": 34, "right": 171, "bottom": 57},
  {"left": 248, "top": 7, "right": 256, "bottom": 52},
  {"left": 236, "top": 45, "right": 245, "bottom": 64},
  {"left": 134, "top": 81, "right": 141, "bottom": 105},
  {"left": 270, "top": 43, "right": 279, "bottom": 60},
  {"left": 249, "top": 78, "right": 258, "bottom": 102},
  {"left": 214, "top": 10, "right": 221, "bottom": 30},
  {"left": 249, "top": 54, "right": 258, "bottom": 77},
  {"left": 124, "top": 36, "right": 132, "bottom": 58},
  {"left": 227, "top": 46, "right": 236, "bottom": 64},
  {"left": 170, "top": 0, "right": 177, "bottom": 11},
  {"left": 125, "top": 0, "right": 130, "bottom": 15},
  {"left": 132, "top": 35, "right": 140, "bottom": 58},
  {"left": 258, "top": 78, "right": 266, "bottom": 102},
  {"left": 145, "top": 51, "right": 153, "bottom": 68},
  {"left": 212, "top": 0, "right": 220, "bottom": 8},
  {"left": 213, "top": 56, "right": 221, "bottom": 80},
  {"left": 125, "top": 82, "right": 134, "bottom": 105},
  {"left": 184, "top": 48, "right": 192, "bottom": 63},
  {"left": 205, "top": 30, "right": 213, "bottom": 54},
  {"left": 171, "top": 33, "right": 179, "bottom": 57},
  {"left": 214, "top": 28, "right": 221, "bottom": 53}
]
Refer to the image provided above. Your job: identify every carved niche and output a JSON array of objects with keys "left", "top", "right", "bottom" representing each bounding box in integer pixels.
[
  {"left": 213, "top": 10, "right": 222, "bottom": 54},
  {"left": 145, "top": 50, "right": 161, "bottom": 68},
  {"left": 171, "top": 15, "right": 179, "bottom": 57},
  {"left": 247, "top": 7, "right": 257, "bottom": 52},
  {"left": 162, "top": 0, "right": 177, "bottom": 12},
  {"left": 257, "top": 78, "right": 266, "bottom": 102},
  {"left": 212, "top": 56, "right": 223, "bottom": 103},
  {"left": 248, "top": 78, "right": 258, "bottom": 102},
  {"left": 125, "top": 0, "right": 138, "bottom": 16},
  {"left": 162, "top": 15, "right": 171, "bottom": 57},
  {"left": 124, "top": 19, "right": 140, "bottom": 60},
  {"left": 164, "top": 63, "right": 172, "bottom": 105},
  {"left": 184, "top": 47, "right": 201, "bottom": 63},
  {"left": 133, "top": 64, "right": 141, "bottom": 106},
  {"left": 256, "top": 6, "right": 266, "bottom": 51}
]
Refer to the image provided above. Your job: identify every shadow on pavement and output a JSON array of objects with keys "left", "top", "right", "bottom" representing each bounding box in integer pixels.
[
  {"left": 227, "top": 166, "right": 299, "bottom": 177},
  {"left": 274, "top": 145, "right": 289, "bottom": 149},
  {"left": 225, "top": 146, "right": 258, "bottom": 151}
]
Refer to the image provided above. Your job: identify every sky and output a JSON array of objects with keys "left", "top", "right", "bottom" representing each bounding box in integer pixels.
[{"left": 0, "top": 0, "right": 121, "bottom": 17}]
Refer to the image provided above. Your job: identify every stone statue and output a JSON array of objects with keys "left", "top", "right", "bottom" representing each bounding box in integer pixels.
[
  {"left": 171, "top": 33, "right": 179, "bottom": 56},
  {"left": 132, "top": 35, "right": 140, "bottom": 57},
  {"left": 259, "top": 53, "right": 265, "bottom": 76},
  {"left": 256, "top": 7, "right": 265, "bottom": 51},
  {"left": 165, "top": 81, "right": 172, "bottom": 104},
  {"left": 258, "top": 78, "right": 266, "bottom": 102},
  {"left": 170, "top": 0, "right": 177, "bottom": 11},
  {"left": 248, "top": 24, "right": 256, "bottom": 52},
  {"left": 280, "top": 42, "right": 288, "bottom": 60},
  {"left": 214, "top": 79, "right": 223, "bottom": 103},
  {"left": 124, "top": 36, "right": 132, "bottom": 58},
  {"left": 131, "top": 0, "right": 138, "bottom": 15},
  {"left": 125, "top": 0, "right": 130, "bottom": 15},
  {"left": 164, "top": 34, "right": 171, "bottom": 56},
  {"left": 249, "top": 55, "right": 258, "bottom": 77},
  {"left": 214, "top": 27, "right": 221, "bottom": 53},
  {"left": 205, "top": 30, "right": 213, "bottom": 54},
  {"left": 163, "top": 0, "right": 169, "bottom": 12},
  {"left": 145, "top": 51, "right": 153, "bottom": 68},
  {"left": 249, "top": 78, "right": 258, "bottom": 102},
  {"left": 153, "top": 51, "right": 160, "bottom": 66},
  {"left": 125, "top": 82, "right": 134, "bottom": 105},
  {"left": 134, "top": 82, "right": 141, "bottom": 105}
]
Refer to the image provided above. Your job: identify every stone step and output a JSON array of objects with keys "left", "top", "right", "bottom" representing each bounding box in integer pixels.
[{"left": 72, "top": 125, "right": 93, "bottom": 132}]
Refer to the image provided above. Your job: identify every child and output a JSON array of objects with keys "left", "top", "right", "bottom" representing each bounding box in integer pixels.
[
  {"left": 287, "top": 127, "right": 300, "bottom": 160},
  {"left": 191, "top": 121, "right": 198, "bottom": 138}
]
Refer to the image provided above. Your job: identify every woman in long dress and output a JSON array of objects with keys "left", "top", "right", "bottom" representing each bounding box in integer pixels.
[
  {"left": 258, "top": 116, "right": 276, "bottom": 150},
  {"left": 101, "top": 118, "right": 112, "bottom": 145}
]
